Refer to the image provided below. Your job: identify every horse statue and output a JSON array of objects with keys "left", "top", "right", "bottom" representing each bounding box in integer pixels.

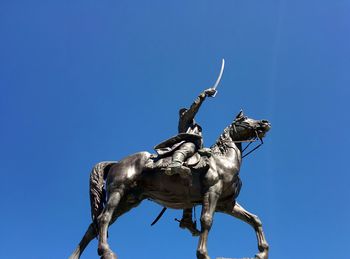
[{"left": 70, "top": 110, "right": 271, "bottom": 259}]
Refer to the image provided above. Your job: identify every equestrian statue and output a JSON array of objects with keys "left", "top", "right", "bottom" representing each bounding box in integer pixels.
[{"left": 70, "top": 60, "right": 271, "bottom": 259}]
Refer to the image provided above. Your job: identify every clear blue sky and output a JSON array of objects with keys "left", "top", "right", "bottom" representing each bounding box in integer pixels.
[{"left": 1, "top": 1, "right": 349, "bottom": 259}]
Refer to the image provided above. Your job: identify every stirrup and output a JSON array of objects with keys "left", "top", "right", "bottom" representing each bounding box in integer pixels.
[{"left": 178, "top": 218, "right": 200, "bottom": 236}]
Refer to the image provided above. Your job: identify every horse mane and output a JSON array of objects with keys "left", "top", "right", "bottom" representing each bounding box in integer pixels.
[{"left": 210, "top": 125, "right": 233, "bottom": 156}]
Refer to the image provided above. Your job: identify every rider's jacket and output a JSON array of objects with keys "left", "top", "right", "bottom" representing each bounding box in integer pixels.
[
  {"left": 154, "top": 91, "right": 207, "bottom": 156},
  {"left": 178, "top": 91, "right": 206, "bottom": 138}
]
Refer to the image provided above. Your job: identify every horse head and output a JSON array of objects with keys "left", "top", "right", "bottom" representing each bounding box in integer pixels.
[{"left": 229, "top": 110, "right": 271, "bottom": 142}]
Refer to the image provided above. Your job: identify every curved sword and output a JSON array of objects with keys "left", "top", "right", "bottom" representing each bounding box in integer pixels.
[{"left": 211, "top": 58, "right": 225, "bottom": 97}]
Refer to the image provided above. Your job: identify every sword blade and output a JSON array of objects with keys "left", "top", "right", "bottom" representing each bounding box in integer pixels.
[{"left": 212, "top": 58, "right": 225, "bottom": 90}]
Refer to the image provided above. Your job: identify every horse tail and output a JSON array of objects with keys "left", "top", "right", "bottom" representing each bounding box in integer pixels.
[{"left": 89, "top": 161, "right": 116, "bottom": 225}]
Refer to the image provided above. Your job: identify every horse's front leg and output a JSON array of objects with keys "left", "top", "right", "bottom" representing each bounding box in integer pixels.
[
  {"left": 197, "top": 182, "right": 222, "bottom": 259},
  {"left": 97, "top": 188, "right": 124, "bottom": 259},
  {"left": 222, "top": 201, "right": 269, "bottom": 259}
]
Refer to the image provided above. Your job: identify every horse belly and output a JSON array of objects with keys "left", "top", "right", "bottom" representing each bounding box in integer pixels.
[
  {"left": 146, "top": 192, "right": 199, "bottom": 209},
  {"left": 141, "top": 173, "right": 203, "bottom": 209}
]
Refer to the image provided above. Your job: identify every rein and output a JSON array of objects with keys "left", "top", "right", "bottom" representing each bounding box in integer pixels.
[{"left": 241, "top": 137, "right": 263, "bottom": 158}]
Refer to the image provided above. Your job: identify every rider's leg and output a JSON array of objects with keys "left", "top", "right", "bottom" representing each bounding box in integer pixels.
[
  {"left": 179, "top": 207, "right": 200, "bottom": 236},
  {"left": 169, "top": 149, "right": 187, "bottom": 168},
  {"left": 167, "top": 142, "right": 199, "bottom": 234},
  {"left": 166, "top": 142, "right": 196, "bottom": 175}
]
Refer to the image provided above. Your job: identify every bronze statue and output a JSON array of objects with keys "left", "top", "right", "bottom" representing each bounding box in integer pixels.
[{"left": 69, "top": 108, "right": 271, "bottom": 259}]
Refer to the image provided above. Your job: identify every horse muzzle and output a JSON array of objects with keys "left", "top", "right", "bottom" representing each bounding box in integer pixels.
[{"left": 257, "top": 120, "right": 271, "bottom": 138}]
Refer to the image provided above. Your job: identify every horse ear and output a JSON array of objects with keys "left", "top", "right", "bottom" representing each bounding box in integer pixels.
[{"left": 236, "top": 109, "right": 244, "bottom": 119}]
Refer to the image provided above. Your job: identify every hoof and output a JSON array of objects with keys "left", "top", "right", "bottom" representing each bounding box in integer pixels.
[
  {"left": 101, "top": 251, "right": 117, "bottom": 259},
  {"left": 216, "top": 253, "right": 267, "bottom": 259},
  {"left": 255, "top": 252, "right": 268, "bottom": 259},
  {"left": 197, "top": 250, "right": 210, "bottom": 259}
]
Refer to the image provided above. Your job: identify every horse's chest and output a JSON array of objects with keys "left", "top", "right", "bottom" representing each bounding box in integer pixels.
[{"left": 215, "top": 158, "right": 239, "bottom": 181}]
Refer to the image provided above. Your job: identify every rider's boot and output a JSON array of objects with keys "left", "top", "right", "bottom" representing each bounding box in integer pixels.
[
  {"left": 178, "top": 208, "right": 200, "bottom": 236},
  {"left": 165, "top": 151, "right": 191, "bottom": 176}
]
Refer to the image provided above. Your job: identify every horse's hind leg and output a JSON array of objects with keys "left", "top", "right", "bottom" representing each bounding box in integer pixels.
[
  {"left": 69, "top": 223, "right": 96, "bottom": 259},
  {"left": 97, "top": 189, "right": 124, "bottom": 259},
  {"left": 221, "top": 202, "right": 269, "bottom": 259}
]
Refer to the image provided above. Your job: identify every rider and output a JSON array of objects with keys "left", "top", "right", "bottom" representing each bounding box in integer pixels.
[
  {"left": 162, "top": 87, "right": 216, "bottom": 235},
  {"left": 164, "top": 87, "right": 216, "bottom": 175}
]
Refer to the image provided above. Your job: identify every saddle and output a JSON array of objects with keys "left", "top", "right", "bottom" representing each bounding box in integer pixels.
[{"left": 145, "top": 148, "right": 211, "bottom": 173}]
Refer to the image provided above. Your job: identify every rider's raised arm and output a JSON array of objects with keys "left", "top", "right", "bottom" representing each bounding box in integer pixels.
[{"left": 182, "top": 88, "right": 216, "bottom": 122}]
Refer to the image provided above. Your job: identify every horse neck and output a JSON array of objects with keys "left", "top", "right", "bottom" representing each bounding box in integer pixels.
[{"left": 210, "top": 128, "right": 242, "bottom": 160}]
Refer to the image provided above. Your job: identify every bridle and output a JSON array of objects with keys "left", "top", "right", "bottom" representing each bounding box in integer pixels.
[{"left": 231, "top": 118, "right": 264, "bottom": 158}]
